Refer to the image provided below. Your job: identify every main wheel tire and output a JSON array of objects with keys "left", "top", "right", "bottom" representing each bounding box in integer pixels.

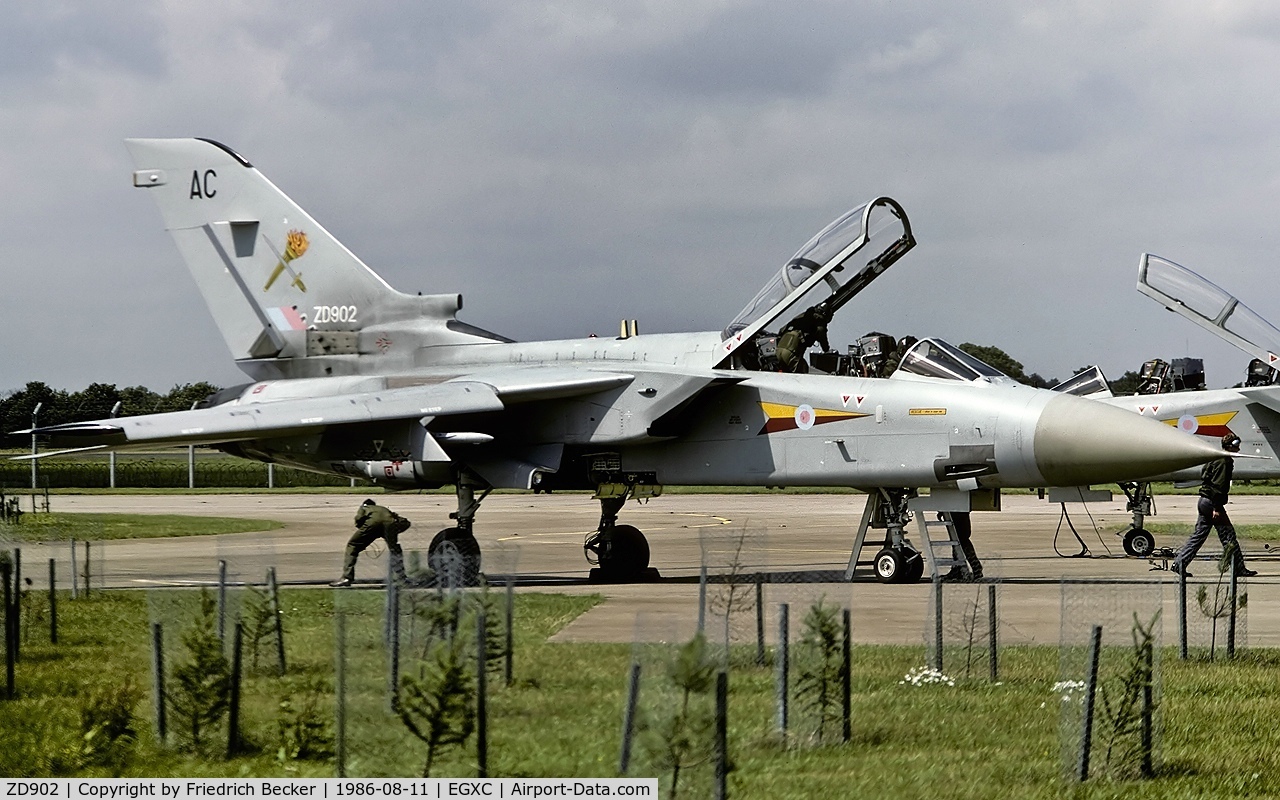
[
  {"left": 598, "top": 524, "right": 651, "bottom": 578},
  {"left": 874, "top": 547, "right": 906, "bottom": 584},
  {"left": 1124, "top": 528, "right": 1156, "bottom": 558},
  {"left": 428, "top": 527, "right": 483, "bottom": 587}
]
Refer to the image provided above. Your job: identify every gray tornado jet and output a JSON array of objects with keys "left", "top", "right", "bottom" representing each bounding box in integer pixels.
[{"left": 19, "top": 138, "right": 1225, "bottom": 583}]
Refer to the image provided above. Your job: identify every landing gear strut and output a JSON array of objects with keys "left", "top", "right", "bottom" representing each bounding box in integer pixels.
[
  {"left": 428, "top": 471, "right": 489, "bottom": 587},
  {"left": 1118, "top": 481, "right": 1156, "bottom": 558},
  {"left": 584, "top": 484, "right": 661, "bottom": 583}
]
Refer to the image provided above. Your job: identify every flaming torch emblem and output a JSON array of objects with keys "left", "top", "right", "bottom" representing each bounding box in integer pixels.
[{"left": 264, "top": 229, "right": 310, "bottom": 292}]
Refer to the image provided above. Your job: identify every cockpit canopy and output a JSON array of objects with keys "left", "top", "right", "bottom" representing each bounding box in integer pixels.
[
  {"left": 889, "top": 338, "right": 1019, "bottom": 386},
  {"left": 1052, "top": 366, "right": 1114, "bottom": 399},
  {"left": 718, "top": 198, "right": 914, "bottom": 369},
  {"left": 1138, "top": 253, "right": 1280, "bottom": 369}
]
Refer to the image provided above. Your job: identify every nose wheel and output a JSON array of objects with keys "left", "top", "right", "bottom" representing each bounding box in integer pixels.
[
  {"left": 873, "top": 545, "right": 924, "bottom": 584},
  {"left": 1122, "top": 527, "right": 1156, "bottom": 558}
]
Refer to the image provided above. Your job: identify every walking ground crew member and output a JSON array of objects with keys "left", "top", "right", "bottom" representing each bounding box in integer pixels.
[
  {"left": 1171, "top": 433, "right": 1257, "bottom": 578},
  {"left": 330, "top": 499, "right": 412, "bottom": 586}
]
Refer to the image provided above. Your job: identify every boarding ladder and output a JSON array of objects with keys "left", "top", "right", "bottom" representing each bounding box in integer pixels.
[{"left": 914, "top": 509, "right": 966, "bottom": 581}]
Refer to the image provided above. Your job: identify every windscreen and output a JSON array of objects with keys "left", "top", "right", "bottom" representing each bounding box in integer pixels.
[
  {"left": 897, "top": 338, "right": 1009, "bottom": 382},
  {"left": 1052, "top": 366, "right": 1113, "bottom": 398}
]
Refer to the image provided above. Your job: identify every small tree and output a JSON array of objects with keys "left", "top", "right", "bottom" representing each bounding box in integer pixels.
[
  {"left": 79, "top": 678, "right": 142, "bottom": 774},
  {"left": 242, "top": 584, "right": 276, "bottom": 674},
  {"left": 705, "top": 527, "right": 759, "bottom": 664},
  {"left": 168, "top": 590, "right": 231, "bottom": 751},
  {"left": 398, "top": 635, "right": 475, "bottom": 777},
  {"left": 1195, "top": 544, "right": 1248, "bottom": 660},
  {"left": 794, "top": 599, "right": 843, "bottom": 744},
  {"left": 646, "top": 634, "right": 717, "bottom": 800},
  {"left": 276, "top": 677, "right": 334, "bottom": 763},
  {"left": 1098, "top": 612, "right": 1160, "bottom": 779},
  {"left": 472, "top": 580, "right": 508, "bottom": 679}
]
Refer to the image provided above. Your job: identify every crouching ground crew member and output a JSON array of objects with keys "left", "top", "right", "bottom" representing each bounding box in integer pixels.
[
  {"left": 1171, "top": 432, "right": 1257, "bottom": 578},
  {"left": 330, "top": 499, "right": 412, "bottom": 587}
]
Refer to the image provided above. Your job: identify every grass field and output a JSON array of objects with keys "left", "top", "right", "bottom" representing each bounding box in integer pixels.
[
  {"left": 1, "top": 587, "right": 1278, "bottom": 797},
  {"left": 0, "top": 512, "right": 284, "bottom": 542}
]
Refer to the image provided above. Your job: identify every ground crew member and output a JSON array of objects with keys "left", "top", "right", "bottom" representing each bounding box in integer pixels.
[
  {"left": 776, "top": 306, "right": 832, "bottom": 372},
  {"left": 330, "top": 499, "right": 412, "bottom": 586},
  {"left": 1172, "top": 433, "right": 1257, "bottom": 578}
]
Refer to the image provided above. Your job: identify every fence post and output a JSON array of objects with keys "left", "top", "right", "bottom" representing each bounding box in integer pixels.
[
  {"left": 714, "top": 670, "right": 728, "bottom": 800},
  {"left": 841, "top": 608, "right": 852, "bottom": 743},
  {"left": 504, "top": 578, "right": 514, "bottom": 687},
  {"left": 1178, "top": 567, "right": 1188, "bottom": 660},
  {"left": 267, "top": 568, "right": 286, "bottom": 676},
  {"left": 932, "top": 577, "right": 943, "bottom": 672},
  {"left": 151, "top": 622, "right": 166, "bottom": 744},
  {"left": 988, "top": 583, "right": 998, "bottom": 682},
  {"left": 227, "top": 622, "right": 243, "bottom": 758},
  {"left": 48, "top": 559, "right": 57, "bottom": 645},
  {"left": 2, "top": 559, "right": 13, "bottom": 699},
  {"left": 217, "top": 560, "right": 227, "bottom": 642},
  {"left": 776, "top": 603, "right": 789, "bottom": 735},
  {"left": 1077, "top": 624, "right": 1103, "bottom": 783},
  {"left": 755, "top": 573, "right": 765, "bottom": 666},
  {"left": 619, "top": 661, "right": 642, "bottom": 774},
  {"left": 476, "top": 610, "right": 488, "bottom": 779},
  {"left": 1228, "top": 562, "right": 1239, "bottom": 658}
]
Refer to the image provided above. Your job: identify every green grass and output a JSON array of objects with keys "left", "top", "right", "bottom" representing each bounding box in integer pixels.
[
  {"left": 2, "top": 588, "right": 1280, "bottom": 796},
  {"left": 0, "top": 513, "right": 284, "bottom": 542}
]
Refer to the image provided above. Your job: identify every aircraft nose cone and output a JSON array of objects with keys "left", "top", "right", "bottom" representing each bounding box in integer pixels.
[{"left": 1033, "top": 394, "right": 1225, "bottom": 486}]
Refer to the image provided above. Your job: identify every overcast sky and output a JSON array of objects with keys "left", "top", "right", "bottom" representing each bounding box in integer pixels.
[{"left": 5, "top": 1, "right": 1280, "bottom": 396}]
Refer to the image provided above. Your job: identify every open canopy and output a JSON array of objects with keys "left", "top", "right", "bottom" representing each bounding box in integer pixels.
[
  {"left": 718, "top": 197, "right": 913, "bottom": 368},
  {"left": 1138, "top": 253, "right": 1280, "bottom": 371}
]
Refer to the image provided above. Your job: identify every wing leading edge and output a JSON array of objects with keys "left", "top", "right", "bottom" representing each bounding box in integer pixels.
[{"left": 24, "top": 369, "right": 637, "bottom": 452}]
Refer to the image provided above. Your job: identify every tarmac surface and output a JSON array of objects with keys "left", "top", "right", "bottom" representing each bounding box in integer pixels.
[{"left": 8, "top": 492, "right": 1280, "bottom": 648}]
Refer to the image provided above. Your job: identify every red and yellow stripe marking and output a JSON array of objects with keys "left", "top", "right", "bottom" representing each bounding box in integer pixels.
[
  {"left": 1161, "top": 411, "right": 1237, "bottom": 438},
  {"left": 758, "top": 402, "right": 870, "bottom": 435}
]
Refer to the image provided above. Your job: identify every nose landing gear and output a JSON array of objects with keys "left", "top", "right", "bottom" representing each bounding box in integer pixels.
[{"left": 584, "top": 483, "right": 662, "bottom": 583}]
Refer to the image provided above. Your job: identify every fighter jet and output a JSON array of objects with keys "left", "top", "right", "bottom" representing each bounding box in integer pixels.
[
  {"left": 1053, "top": 253, "right": 1280, "bottom": 556},
  {"left": 18, "top": 139, "right": 1225, "bottom": 583}
]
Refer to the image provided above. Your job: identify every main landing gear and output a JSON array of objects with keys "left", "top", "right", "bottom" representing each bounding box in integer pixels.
[
  {"left": 584, "top": 484, "right": 662, "bottom": 583},
  {"left": 1118, "top": 481, "right": 1156, "bottom": 558},
  {"left": 427, "top": 471, "right": 488, "bottom": 586}
]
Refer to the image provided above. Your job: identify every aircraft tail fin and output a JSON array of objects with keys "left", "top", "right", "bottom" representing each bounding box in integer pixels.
[{"left": 125, "top": 138, "right": 502, "bottom": 376}]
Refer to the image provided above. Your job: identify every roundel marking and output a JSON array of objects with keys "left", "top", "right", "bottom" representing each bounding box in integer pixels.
[
  {"left": 795, "top": 404, "right": 815, "bottom": 430},
  {"left": 1177, "top": 414, "right": 1199, "bottom": 434}
]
